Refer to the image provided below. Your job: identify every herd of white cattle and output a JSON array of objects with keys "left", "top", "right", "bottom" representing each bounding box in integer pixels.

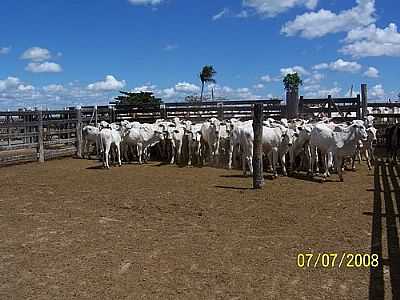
[{"left": 81, "top": 114, "right": 378, "bottom": 182}]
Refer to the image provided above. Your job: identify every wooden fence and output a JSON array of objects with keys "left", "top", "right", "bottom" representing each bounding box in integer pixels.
[{"left": 0, "top": 95, "right": 399, "bottom": 166}]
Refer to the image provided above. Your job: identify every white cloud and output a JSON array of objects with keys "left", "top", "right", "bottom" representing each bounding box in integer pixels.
[
  {"left": 253, "top": 83, "right": 264, "bottom": 89},
  {"left": 312, "top": 63, "right": 329, "bottom": 70},
  {"left": 162, "top": 88, "right": 176, "bottom": 99},
  {"left": 0, "top": 47, "right": 11, "bottom": 54},
  {"left": 340, "top": 23, "right": 400, "bottom": 57},
  {"left": 25, "top": 62, "right": 62, "bottom": 73},
  {"left": 243, "top": 0, "right": 318, "bottom": 17},
  {"left": 17, "top": 84, "right": 35, "bottom": 92},
  {"left": 281, "top": 0, "right": 375, "bottom": 38},
  {"left": 132, "top": 84, "right": 157, "bottom": 93},
  {"left": 0, "top": 77, "right": 21, "bottom": 92},
  {"left": 304, "top": 72, "right": 325, "bottom": 84},
  {"left": 43, "top": 84, "right": 65, "bottom": 92},
  {"left": 304, "top": 87, "right": 342, "bottom": 98},
  {"left": 260, "top": 74, "right": 272, "bottom": 82},
  {"left": 87, "top": 75, "right": 126, "bottom": 91},
  {"left": 280, "top": 66, "right": 309, "bottom": 76},
  {"left": 174, "top": 82, "right": 200, "bottom": 93},
  {"left": 370, "top": 84, "right": 385, "bottom": 99},
  {"left": 21, "top": 47, "right": 52, "bottom": 62},
  {"left": 128, "top": 0, "right": 162, "bottom": 5},
  {"left": 236, "top": 10, "right": 250, "bottom": 18},
  {"left": 164, "top": 44, "right": 178, "bottom": 51},
  {"left": 212, "top": 8, "right": 229, "bottom": 21},
  {"left": 312, "top": 59, "right": 361, "bottom": 73},
  {"left": 328, "top": 59, "right": 361, "bottom": 73},
  {"left": 363, "top": 67, "right": 379, "bottom": 78}
]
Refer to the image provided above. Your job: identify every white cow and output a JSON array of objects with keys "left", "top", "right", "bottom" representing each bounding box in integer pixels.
[
  {"left": 82, "top": 125, "right": 100, "bottom": 159},
  {"left": 310, "top": 122, "right": 368, "bottom": 181},
  {"left": 185, "top": 123, "right": 202, "bottom": 166},
  {"left": 200, "top": 118, "right": 223, "bottom": 165},
  {"left": 262, "top": 123, "right": 292, "bottom": 178},
  {"left": 289, "top": 124, "right": 313, "bottom": 172},
  {"left": 120, "top": 123, "right": 164, "bottom": 165},
  {"left": 352, "top": 126, "right": 377, "bottom": 170},
  {"left": 98, "top": 121, "right": 122, "bottom": 169},
  {"left": 120, "top": 120, "right": 141, "bottom": 162}
]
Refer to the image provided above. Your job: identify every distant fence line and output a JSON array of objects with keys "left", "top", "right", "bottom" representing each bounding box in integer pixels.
[{"left": 0, "top": 96, "right": 399, "bottom": 166}]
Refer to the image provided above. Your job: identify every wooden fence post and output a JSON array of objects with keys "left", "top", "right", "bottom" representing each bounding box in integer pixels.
[
  {"left": 327, "top": 95, "right": 332, "bottom": 118},
  {"left": 217, "top": 102, "right": 224, "bottom": 120},
  {"left": 94, "top": 105, "right": 98, "bottom": 127},
  {"left": 76, "top": 106, "right": 83, "bottom": 158},
  {"left": 252, "top": 103, "right": 264, "bottom": 189},
  {"left": 299, "top": 96, "right": 304, "bottom": 116},
  {"left": 361, "top": 84, "right": 368, "bottom": 119},
  {"left": 37, "top": 110, "right": 45, "bottom": 163},
  {"left": 109, "top": 106, "right": 116, "bottom": 123},
  {"left": 160, "top": 104, "right": 167, "bottom": 119},
  {"left": 356, "top": 94, "right": 361, "bottom": 119},
  {"left": 286, "top": 90, "right": 299, "bottom": 119}
]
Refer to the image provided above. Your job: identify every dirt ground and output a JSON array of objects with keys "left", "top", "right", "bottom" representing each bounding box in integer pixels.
[{"left": 0, "top": 157, "right": 392, "bottom": 299}]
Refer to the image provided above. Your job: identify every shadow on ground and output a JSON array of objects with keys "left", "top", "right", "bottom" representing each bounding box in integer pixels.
[{"left": 368, "top": 159, "right": 400, "bottom": 299}]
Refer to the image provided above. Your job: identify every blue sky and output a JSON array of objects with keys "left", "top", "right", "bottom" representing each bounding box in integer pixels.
[{"left": 0, "top": 0, "right": 399, "bottom": 109}]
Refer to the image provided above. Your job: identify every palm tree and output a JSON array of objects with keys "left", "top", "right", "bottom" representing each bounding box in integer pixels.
[{"left": 199, "top": 65, "right": 216, "bottom": 101}]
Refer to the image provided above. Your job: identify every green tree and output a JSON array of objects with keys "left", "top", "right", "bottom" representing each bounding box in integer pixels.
[
  {"left": 114, "top": 91, "right": 163, "bottom": 106},
  {"left": 199, "top": 65, "right": 217, "bottom": 101},
  {"left": 283, "top": 73, "right": 303, "bottom": 93}
]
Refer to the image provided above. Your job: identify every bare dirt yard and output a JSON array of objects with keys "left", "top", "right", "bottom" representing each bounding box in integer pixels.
[{"left": 0, "top": 157, "right": 397, "bottom": 299}]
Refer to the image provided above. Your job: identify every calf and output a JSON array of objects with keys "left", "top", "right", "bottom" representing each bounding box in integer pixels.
[{"left": 99, "top": 121, "right": 122, "bottom": 169}]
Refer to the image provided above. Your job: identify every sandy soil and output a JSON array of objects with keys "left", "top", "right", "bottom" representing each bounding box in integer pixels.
[{"left": 0, "top": 157, "right": 390, "bottom": 299}]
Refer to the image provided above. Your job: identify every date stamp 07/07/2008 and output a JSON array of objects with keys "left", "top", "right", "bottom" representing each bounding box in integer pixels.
[{"left": 296, "top": 253, "right": 379, "bottom": 268}]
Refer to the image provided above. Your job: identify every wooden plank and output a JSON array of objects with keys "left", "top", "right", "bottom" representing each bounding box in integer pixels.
[
  {"left": 44, "top": 138, "right": 77, "bottom": 146},
  {"left": 0, "top": 143, "right": 38, "bottom": 151}
]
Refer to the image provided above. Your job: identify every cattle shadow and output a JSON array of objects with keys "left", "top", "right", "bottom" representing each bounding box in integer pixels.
[
  {"left": 214, "top": 185, "right": 253, "bottom": 191},
  {"left": 288, "top": 172, "right": 335, "bottom": 183},
  {"left": 367, "top": 160, "right": 400, "bottom": 300},
  {"left": 86, "top": 165, "right": 105, "bottom": 170}
]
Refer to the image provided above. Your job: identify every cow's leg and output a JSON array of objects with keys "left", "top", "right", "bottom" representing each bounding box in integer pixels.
[
  {"left": 248, "top": 143, "right": 254, "bottom": 175},
  {"left": 365, "top": 149, "right": 372, "bottom": 170},
  {"left": 272, "top": 148, "right": 278, "bottom": 179},
  {"left": 137, "top": 143, "right": 143, "bottom": 165},
  {"left": 322, "top": 153, "right": 329, "bottom": 179},
  {"left": 310, "top": 146, "right": 316, "bottom": 176},
  {"left": 170, "top": 140, "right": 176, "bottom": 164},
  {"left": 176, "top": 141, "right": 183, "bottom": 165},
  {"left": 116, "top": 143, "right": 122, "bottom": 167},
  {"left": 351, "top": 153, "right": 357, "bottom": 171},
  {"left": 314, "top": 148, "right": 320, "bottom": 175},
  {"left": 228, "top": 143, "right": 234, "bottom": 170},
  {"left": 82, "top": 139, "right": 87, "bottom": 159},
  {"left": 337, "top": 156, "right": 344, "bottom": 182},
  {"left": 242, "top": 151, "right": 247, "bottom": 176},
  {"left": 104, "top": 144, "right": 110, "bottom": 169},
  {"left": 280, "top": 152, "right": 287, "bottom": 176}
]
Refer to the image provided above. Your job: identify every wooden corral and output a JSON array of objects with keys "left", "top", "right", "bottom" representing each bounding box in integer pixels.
[{"left": 0, "top": 89, "right": 399, "bottom": 166}]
